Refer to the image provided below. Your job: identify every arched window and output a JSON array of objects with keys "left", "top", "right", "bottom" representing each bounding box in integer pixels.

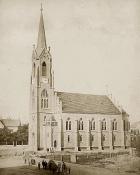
[
  {"left": 78, "top": 118, "right": 84, "bottom": 130},
  {"left": 69, "top": 121, "right": 71, "bottom": 130},
  {"left": 42, "top": 62, "right": 46, "bottom": 76},
  {"left": 41, "top": 89, "right": 48, "bottom": 109},
  {"left": 44, "top": 99, "right": 48, "bottom": 108},
  {"left": 33, "top": 63, "right": 35, "bottom": 77},
  {"left": 102, "top": 119, "right": 106, "bottom": 130},
  {"left": 54, "top": 140, "right": 57, "bottom": 148},
  {"left": 41, "top": 99, "right": 43, "bottom": 108},
  {"left": 82, "top": 121, "right": 83, "bottom": 130},
  {"left": 113, "top": 119, "right": 117, "bottom": 130},
  {"left": 66, "top": 121, "right": 68, "bottom": 130},
  {"left": 66, "top": 118, "right": 71, "bottom": 130},
  {"left": 44, "top": 99, "right": 46, "bottom": 108},
  {"left": 68, "top": 135, "right": 70, "bottom": 142},
  {"left": 91, "top": 119, "right": 95, "bottom": 130}
]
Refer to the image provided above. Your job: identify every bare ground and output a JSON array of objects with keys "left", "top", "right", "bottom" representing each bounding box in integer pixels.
[{"left": 0, "top": 155, "right": 140, "bottom": 175}]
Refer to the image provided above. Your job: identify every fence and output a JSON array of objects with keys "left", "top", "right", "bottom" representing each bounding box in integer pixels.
[
  {"left": 0, "top": 145, "right": 29, "bottom": 156},
  {"left": 36, "top": 150, "right": 130, "bottom": 164}
]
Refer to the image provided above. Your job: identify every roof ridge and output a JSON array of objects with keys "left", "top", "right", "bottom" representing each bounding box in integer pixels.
[{"left": 56, "top": 91, "right": 107, "bottom": 97}]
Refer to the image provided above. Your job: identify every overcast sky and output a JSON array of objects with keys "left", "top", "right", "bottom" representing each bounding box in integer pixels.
[{"left": 0, "top": 0, "right": 140, "bottom": 123}]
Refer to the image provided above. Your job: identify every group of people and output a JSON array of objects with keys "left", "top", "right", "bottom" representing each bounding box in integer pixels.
[
  {"left": 38, "top": 160, "right": 47, "bottom": 170},
  {"left": 37, "top": 159, "right": 71, "bottom": 174},
  {"left": 57, "top": 161, "right": 70, "bottom": 174},
  {"left": 23, "top": 152, "right": 71, "bottom": 174}
]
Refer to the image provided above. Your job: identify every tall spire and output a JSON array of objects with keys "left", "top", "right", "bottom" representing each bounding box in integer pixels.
[{"left": 36, "top": 4, "right": 47, "bottom": 56}]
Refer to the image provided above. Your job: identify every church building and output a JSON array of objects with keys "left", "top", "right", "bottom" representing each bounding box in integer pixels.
[{"left": 29, "top": 7, "right": 130, "bottom": 152}]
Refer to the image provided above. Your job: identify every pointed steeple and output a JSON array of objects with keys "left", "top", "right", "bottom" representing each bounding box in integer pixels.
[{"left": 36, "top": 4, "right": 47, "bottom": 56}]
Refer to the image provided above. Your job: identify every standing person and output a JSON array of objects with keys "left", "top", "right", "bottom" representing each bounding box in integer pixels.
[
  {"left": 62, "top": 161, "right": 66, "bottom": 173},
  {"left": 28, "top": 158, "right": 31, "bottom": 166},
  {"left": 57, "top": 162, "right": 61, "bottom": 174},
  {"left": 44, "top": 161, "right": 47, "bottom": 169},
  {"left": 24, "top": 158, "right": 26, "bottom": 164},
  {"left": 69, "top": 167, "right": 71, "bottom": 174},
  {"left": 42, "top": 160, "right": 44, "bottom": 169},
  {"left": 38, "top": 162, "right": 41, "bottom": 170},
  {"left": 60, "top": 162, "right": 63, "bottom": 174}
]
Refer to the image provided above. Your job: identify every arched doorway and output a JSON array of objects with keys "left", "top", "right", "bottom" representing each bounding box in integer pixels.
[{"left": 54, "top": 140, "right": 57, "bottom": 148}]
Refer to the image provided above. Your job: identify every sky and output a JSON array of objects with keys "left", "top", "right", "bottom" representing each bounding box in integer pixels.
[{"left": 0, "top": 0, "right": 140, "bottom": 123}]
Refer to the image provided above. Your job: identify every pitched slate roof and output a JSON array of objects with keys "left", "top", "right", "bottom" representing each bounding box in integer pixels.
[
  {"left": 0, "top": 120, "right": 4, "bottom": 129},
  {"left": 1, "top": 119, "right": 20, "bottom": 127},
  {"left": 57, "top": 92, "right": 121, "bottom": 115}
]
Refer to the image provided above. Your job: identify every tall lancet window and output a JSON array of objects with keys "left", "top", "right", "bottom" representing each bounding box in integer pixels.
[
  {"left": 101, "top": 119, "right": 106, "bottom": 130},
  {"left": 78, "top": 118, "right": 84, "bottom": 130},
  {"left": 91, "top": 118, "right": 95, "bottom": 130},
  {"left": 42, "top": 62, "right": 46, "bottom": 76},
  {"left": 66, "top": 118, "right": 71, "bottom": 130},
  {"left": 113, "top": 119, "right": 117, "bottom": 130},
  {"left": 41, "top": 89, "right": 48, "bottom": 109}
]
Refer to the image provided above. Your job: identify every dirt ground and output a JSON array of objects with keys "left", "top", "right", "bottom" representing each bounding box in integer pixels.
[{"left": 0, "top": 155, "right": 140, "bottom": 175}]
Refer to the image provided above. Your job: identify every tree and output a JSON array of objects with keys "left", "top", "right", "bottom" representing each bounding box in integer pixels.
[
  {"left": 0, "top": 127, "right": 12, "bottom": 145},
  {"left": 0, "top": 124, "right": 28, "bottom": 145},
  {"left": 16, "top": 124, "right": 28, "bottom": 145}
]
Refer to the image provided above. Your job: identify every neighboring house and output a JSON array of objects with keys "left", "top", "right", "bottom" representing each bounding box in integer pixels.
[
  {"left": 29, "top": 7, "right": 130, "bottom": 152},
  {"left": 0, "top": 120, "right": 4, "bottom": 129},
  {"left": 1, "top": 119, "right": 20, "bottom": 132}
]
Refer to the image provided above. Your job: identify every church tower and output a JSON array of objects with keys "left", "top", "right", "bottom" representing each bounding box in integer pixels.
[{"left": 29, "top": 6, "right": 54, "bottom": 151}]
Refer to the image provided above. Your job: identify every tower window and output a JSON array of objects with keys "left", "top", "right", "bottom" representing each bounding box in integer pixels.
[
  {"left": 54, "top": 140, "right": 57, "bottom": 148},
  {"left": 69, "top": 121, "right": 71, "bottom": 130},
  {"left": 66, "top": 121, "right": 68, "bottom": 130},
  {"left": 41, "top": 89, "right": 48, "bottom": 109},
  {"left": 41, "top": 99, "right": 43, "bottom": 108},
  {"left": 68, "top": 135, "right": 70, "bottom": 142},
  {"left": 42, "top": 62, "right": 46, "bottom": 76},
  {"left": 44, "top": 99, "right": 48, "bottom": 108},
  {"left": 66, "top": 119, "right": 71, "bottom": 130}
]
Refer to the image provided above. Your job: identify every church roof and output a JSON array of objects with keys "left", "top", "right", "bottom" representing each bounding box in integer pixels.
[{"left": 57, "top": 92, "right": 121, "bottom": 115}]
